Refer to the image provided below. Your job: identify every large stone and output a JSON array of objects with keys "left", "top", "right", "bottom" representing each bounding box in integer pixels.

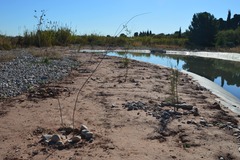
[
  {"left": 175, "top": 104, "right": 193, "bottom": 110},
  {"left": 84, "top": 132, "right": 93, "bottom": 141},
  {"left": 50, "top": 134, "right": 61, "bottom": 143},
  {"left": 233, "top": 128, "right": 240, "bottom": 133},
  {"left": 81, "top": 129, "right": 93, "bottom": 140},
  {"left": 56, "top": 141, "right": 64, "bottom": 146},
  {"left": 71, "top": 136, "right": 82, "bottom": 143},
  {"left": 209, "top": 102, "right": 221, "bottom": 110}
]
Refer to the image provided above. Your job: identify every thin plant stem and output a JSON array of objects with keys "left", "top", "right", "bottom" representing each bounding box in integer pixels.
[
  {"left": 57, "top": 96, "right": 64, "bottom": 126},
  {"left": 72, "top": 52, "right": 107, "bottom": 129},
  {"left": 72, "top": 13, "right": 149, "bottom": 129}
]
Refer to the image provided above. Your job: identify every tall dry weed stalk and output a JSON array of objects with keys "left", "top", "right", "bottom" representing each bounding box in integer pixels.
[
  {"left": 72, "top": 13, "right": 149, "bottom": 129},
  {"left": 34, "top": 10, "right": 46, "bottom": 47}
]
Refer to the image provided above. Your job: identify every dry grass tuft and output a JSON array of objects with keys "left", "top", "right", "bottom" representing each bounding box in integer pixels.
[
  {"left": 29, "top": 48, "right": 62, "bottom": 59},
  {"left": 0, "top": 53, "right": 17, "bottom": 62}
]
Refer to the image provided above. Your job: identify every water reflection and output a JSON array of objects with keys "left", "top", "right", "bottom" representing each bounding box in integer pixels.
[
  {"left": 167, "top": 56, "right": 240, "bottom": 87},
  {"left": 107, "top": 52, "right": 240, "bottom": 99}
]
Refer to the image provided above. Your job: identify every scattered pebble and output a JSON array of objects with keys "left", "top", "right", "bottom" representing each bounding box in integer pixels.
[
  {"left": 123, "top": 101, "right": 146, "bottom": 111},
  {"left": 200, "top": 119, "right": 207, "bottom": 126},
  {"left": 219, "top": 156, "right": 224, "bottom": 160},
  {"left": 38, "top": 124, "right": 94, "bottom": 150}
]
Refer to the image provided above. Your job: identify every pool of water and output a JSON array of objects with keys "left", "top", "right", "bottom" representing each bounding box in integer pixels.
[{"left": 107, "top": 52, "right": 240, "bottom": 100}]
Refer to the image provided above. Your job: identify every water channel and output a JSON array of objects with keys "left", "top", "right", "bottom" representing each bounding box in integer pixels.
[{"left": 107, "top": 52, "right": 240, "bottom": 100}]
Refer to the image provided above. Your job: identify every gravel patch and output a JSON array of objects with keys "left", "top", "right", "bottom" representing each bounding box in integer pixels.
[{"left": 0, "top": 51, "right": 79, "bottom": 97}]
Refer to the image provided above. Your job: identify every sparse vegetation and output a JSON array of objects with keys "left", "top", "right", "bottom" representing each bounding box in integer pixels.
[
  {"left": 0, "top": 35, "right": 17, "bottom": 50},
  {"left": 170, "top": 68, "right": 179, "bottom": 104},
  {"left": 166, "top": 66, "right": 180, "bottom": 111},
  {"left": 29, "top": 49, "right": 62, "bottom": 59},
  {"left": 0, "top": 53, "right": 16, "bottom": 62},
  {"left": 0, "top": 10, "right": 240, "bottom": 52},
  {"left": 122, "top": 52, "right": 130, "bottom": 82}
]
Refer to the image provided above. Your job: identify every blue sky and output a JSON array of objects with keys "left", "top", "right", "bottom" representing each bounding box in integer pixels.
[{"left": 0, "top": 0, "right": 239, "bottom": 36}]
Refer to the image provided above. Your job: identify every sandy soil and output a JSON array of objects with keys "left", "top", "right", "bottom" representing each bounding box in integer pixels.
[{"left": 0, "top": 48, "right": 240, "bottom": 160}]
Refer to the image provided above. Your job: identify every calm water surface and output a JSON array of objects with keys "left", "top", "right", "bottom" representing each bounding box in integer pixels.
[{"left": 107, "top": 52, "right": 240, "bottom": 100}]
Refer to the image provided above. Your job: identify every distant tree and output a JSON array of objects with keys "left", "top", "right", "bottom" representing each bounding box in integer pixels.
[
  {"left": 138, "top": 30, "right": 153, "bottom": 37},
  {"left": 218, "top": 18, "right": 226, "bottom": 30},
  {"left": 227, "top": 10, "right": 232, "bottom": 29},
  {"left": 120, "top": 33, "right": 127, "bottom": 37},
  {"left": 188, "top": 12, "right": 218, "bottom": 47},
  {"left": 146, "top": 30, "right": 149, "bottom": 36},
  {"left": 139, "top": 31, "right": 145, "bottom": 37},
  {"left": 134, "top": 32, "right": 139, "bottom": 37},
  {"left": 231, "top": 14, "right": 240, "bottom": 29},
  {"left": 178, "top": 27, "right": 182, "bottom": 38}
]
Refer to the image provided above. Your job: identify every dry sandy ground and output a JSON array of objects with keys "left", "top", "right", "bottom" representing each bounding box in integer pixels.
[{"left": 0, "top": 48, "right": 240, "bottom": 160}]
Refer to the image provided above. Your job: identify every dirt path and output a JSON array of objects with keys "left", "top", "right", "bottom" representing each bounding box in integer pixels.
[{"left": 0, "top": 50, "right": 240, "bottom": 160}]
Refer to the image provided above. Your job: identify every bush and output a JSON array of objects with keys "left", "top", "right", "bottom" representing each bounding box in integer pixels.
[
  {"left": 55, "top": 28, "right": 72, "bottom": 45},
  {"left": 216, "top": 27, "right": 240, "bottom": 47},
  {"left": 0, "top": 35, "right": 13, "bottom": 50}
]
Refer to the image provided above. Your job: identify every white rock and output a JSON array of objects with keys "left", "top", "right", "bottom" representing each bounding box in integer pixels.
[
  {"left": 81, "top": 129, "right": 89, "bottom": 135},
  {"left": 233, "top": 133, "right": 239, "bottom": 137},
  {"left": 207, "top": 124, "right": 213, "bottom": 127},
  {"left": 41, "top": 134, "right": 52, "bottom": 142},
  {"left": 233, "top": 128, "right": 240, "bottom": 133},
  {"left": 227, "top": 125, "right": 233, "bottom": 129},
  {"left": 80, "top": 124, "right": 88, "bottom": 131},
  {"left": 219, "top": 157, "right": 224, "bottom": 160}
]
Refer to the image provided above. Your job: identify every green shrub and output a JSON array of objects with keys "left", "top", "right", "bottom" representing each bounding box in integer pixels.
[
  {"left": 0, "top": 35, "right": 13, "bottom": 50},
  {"left": 216, "top": 27, "right": 240, "bottom": 47}
]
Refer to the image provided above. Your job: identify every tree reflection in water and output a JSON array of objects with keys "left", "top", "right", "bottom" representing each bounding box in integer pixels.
[{"left": 107, "top": 52, "right": 240, "bottom": 99}]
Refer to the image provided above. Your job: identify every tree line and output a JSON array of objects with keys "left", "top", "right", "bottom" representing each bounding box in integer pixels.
[
  {"left": 187, "top": 10, "right": 240, "bottom": 48},
  {"left": 133, "top": 10, "right": 240, "bottom": 49},
  {"left": 0, "top": 10, "right": 239, "bottom": 50}
]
